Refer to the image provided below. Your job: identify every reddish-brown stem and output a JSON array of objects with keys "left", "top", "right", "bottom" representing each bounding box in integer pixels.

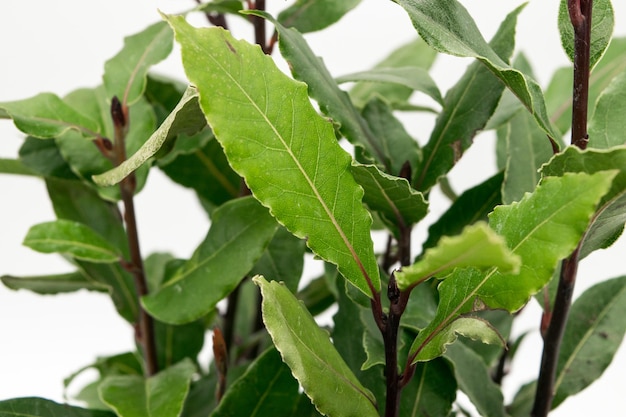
[
  {"left": 248, "top": 0, "right": 269, "bottom": 54},
  {"left": 194, "top": 0, "right": 229, "bottom": 29}
]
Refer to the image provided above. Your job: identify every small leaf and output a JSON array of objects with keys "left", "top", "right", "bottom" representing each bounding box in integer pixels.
[
  {"left": 1, "top": 271, "right": 105, "bottom": 294},
  {"left": 558, "top": 0, "right": 614, "bottom": 70},
  {"left": 277, "top": 0, "right": 361, "bottom": 33},
  {"left": 552, "top": 276, "right": 626, "bottom": 407},
  {"left": 396, "top": 0, "right": 559, "bottom": 140},
  {"left": 396, "top": 222, "right": 520, "bottom": 290},
  {"left": 254, "top": 276, "right": 379, "bottom": 417},
  {"left": 588, "top": 70, "right": 626, "bottom": 149},
  {"left": 142, "top": 197, "right": 278, "bottom": 324},
  {"left": 99, "top": 359, "right": 196, "bottom": 417},
  {"left": 211, "top": 348, "right": 301, "bottom": 417},
  {"left": 23, "top": 220, "right": 121, "bottom": 263},
  {"left": 103, "top": 21, "right": 174, "bottom": 106},
  {"left": 337, "top": 67, "right": 443, "bottom": 104},
  {"left": 0, "top": 93, "right": 100, "bottom": 139},
  {"left": 0, "top": 397, "right": 115, "bottom": 417},
  {"left": 93, "top": 86, "right": 206, "bottom": 186},
  {"left": 166, "top": 15, "right": 380, "bottom": 296}
]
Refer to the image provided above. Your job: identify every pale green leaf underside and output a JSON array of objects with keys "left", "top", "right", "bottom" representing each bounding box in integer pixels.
[
  {"left": 23, "top": 220, "right": 120, "bottom": 263},
  {"left": 165, "top": 14, "right": 380, "bottom": 296},
  {"left": 396, "top": 222, "right": 520, "bottom": 290},
  {"left": 93, "top": 86, "right": 206, "bottom": 186},
  {"left": 99, "top": 359, "right": 196, "bottom": 417},
  {"left": 395, "top": 0, "right": 559, "bottom": 139},
  {"left": 409, "top": 172, "right": 616, "bottom": 362},
  {"left": 254, "top": 276, "right": 379, "bottom": 417}
]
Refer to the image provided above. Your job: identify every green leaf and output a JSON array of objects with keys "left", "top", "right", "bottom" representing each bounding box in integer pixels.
[
  {"left": 422, "top": 172, "right": 503, "bottom": 252},
  {"left": 410, "top": 171, "right": 616, "bottom": 362},
  {"left": 211, "top": 348, "right": 300, "bottom": 416},
  {"left": 195, "top": 0, "right": 243, "bottom": 15},
  {"left": 103, "top": 21, "right": 174, "bottom": 106},
  {"left": 0, "top": 397, "right": 115, "bottom": 417},
  {"left": 445, "top": 342, "right": 506, "bottom": 417},
  {"left": 412, "top": 4, "right": 520, "bottom": 191},
  {"left": 553, "top": 275, "right": 626, "bottom": 407},
  {"left": 558, "top": 0, "right": 614, "bottom": 70},
  {"left": 154, "top": 320, "right": 205, "bottom": 370},
  {"left": 541, "top": 146, "right": 626, "bottom": 258},
  {"left": 1, "top": 271, "right": 105, "bottom": 294},
  {"left": 277, "top": 0, "right": 361, "bottom": 33},
  {"left": 254, "top": 276, "right": 379, "bottom": 417},
  {"left": 351, "top": 164, "right": 428, "bottom": 236},
  {"left": 99, "top": 359, "right": 196, "bottom": 417},
  {"left": 397, "top": 222, "right": 520, "bottom": 289},
  {"left": 349, "top": 38, "right": 438, "bottom": 108},
  {"left": 23, "top": 219, "right": 121, "bottom": 263},
  {"left": 506, "top": 381, "right": 536, "bottom": 417},
  {"left": 0, "top": 93, "right": 100, "bottom": 139},
  {"left": 166, "top": 15, "right": 380, "bottom": 296},
  {"left": 399, "top": 358, "right": 456, "bottom": 417},
  {"left": 588, "top": 70, "right": 626, "bottom": 148},
  {"left": 396, "top": 0, "right": 559, "bottom": 140},
  {"left": 142, "top": 197, "right": 278, "bottom": 324},
  {"left": 0, "top": 158, "right": 36, "bottom": 176},
  {"left": 93, "top": 86, "right": 206, "bottom": 187},
  {"left": 337, "top": 67, "right": 442, "bottom": 105},
  {"left": 18, "top": 136, "right": 77, "bottom": 179}
]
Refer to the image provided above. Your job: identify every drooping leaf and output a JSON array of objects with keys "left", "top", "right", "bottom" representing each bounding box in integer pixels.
[
  {"left": 93, "top": 86, "right": 207, "bottom": 187},
  {"left": 0, "top": 397, "right": 115, "bottom": 417},
  {"left": 397, "top": 222, "right": 520, "bottom": 289},
  {"left": 337, "top": 67, "right": 442, "bottom": 105},
  {"left": 23, "top": 220, "right": 121, "bottom": 263},
  {"left": 99, "top": 359, "right": 196, "bottom": 417},
  {"left": 0, "top": 93, "right": 100, "bottom": 139},
  {"left": 142, "top": 196, "right": 278, "bottom": 324},
  {"left": 396, "top": 0, "right": 559, "bottom": 140},
  {"left": 399, "top": 358, "right": 457, "bottom": 417},
  {"left": 1, "top": 271, "right": 105, "bottom": 294},
  {"left": 19, "top": 136, "right": 77, "bottom": 179},
  {"left": 351, "top": 163, "right": 428, "bottom": 236},
  {"left": 588, "top": 70, "right": 626, "bottom": 149},
  {"left": 558, "top": 0, "right": 614, "bottom": 71},
  {"left": 103, "top": 21, "right": 174, "bottom": 106},
  {"left": 349, "top": 38, "right": 438, "bottom": 108},
  {"left": 254, "top": 276, "right": 379, "bottom": 417},
  {"left": 166, "top": 15, "right": 380, "bottom": 296},
  {"left": 211, "top": 348, "right": 300, "bottom": 417},
  {"left": 410, "top": 171, "right": 616, "bottom": 362},
  {"left": 552, "top": 275, "right": 626, "bottom": 407},
  {"left": 412, "top": 4, "right": 521, "bottom": 191},
  {"left": 277, "top": 0, "right": 361, "bottom": 33},
  {"left": 421, "top": 171, "right": 503, "bottom": 252},
  {"left": 445, "top": 342, "right": 506, "bottom": 417},
  {"left": 541, "top": 146, "right": 626, "bottom": 258}
]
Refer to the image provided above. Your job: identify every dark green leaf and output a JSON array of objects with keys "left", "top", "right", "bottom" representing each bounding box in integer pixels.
[
  {"left": 19, "top": 136, "right": 77, "bottom": 179},
  {"left": 144, "top": 74, "right": 188, "bottom": 124},
  {"left": 277, "top": 0, "right": 361, "bottom": 33},
  {"left": 0, "top": 158, "right": 36, "bottom": 176},
  {"left": 142, "top": 197, "right": 278, "bottom": 324},
  {"left": 399, "top": 358, "right": 456, "bottom": 417},
  {"left": 506, "top": 381, "right": 536, "bottom": 417},
  {"left": 180, "top": 372, "right": 218, "bottom": 417},
  {"left": 1, "top": 271, "right": 105, "bottom": 294},
  {"left": 154, "top": 320, "right": 205, "bottom": 370},
  {"left": 195, "top": 0, "right": 243, "bottom": 15},
  {"left": 0, "top": 397, "right": 115, "bottom": 417}
]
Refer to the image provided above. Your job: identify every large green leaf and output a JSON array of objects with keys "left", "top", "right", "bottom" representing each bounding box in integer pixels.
[
  {"left": 142, "top": 196, "right": 278, "bottom": 324},
  {"left": 552, "top": 275, "right": 626, "bottom": 407},
  {"left": 93, "top": 86, "right": 206, "bottom": 187},
  {"left": 399, "top": 358, "right": 456, "bottom": 417},
  {"left": 166, "top": 15, "right": 380, "bottom": 296},
  {"left": 254, "top": 276, "right": 379, "bottom": 417},
  {"left": 412, "top": 4, "right": 520, "bottom": 191},
  {"left": 588, "top": 70, "right": 626, "bottom": 149},
  {"left": 23, "top": 220, "right": 121, "bottom": 263},
  {"left": 0, "top": 93, "right": 100, "bottom": 139},
  {"left": 396, "top": 0, "right": 559, "bottom": 140},
  {"left": 211, "top": 348, "right": 300, "bottom": 417},
  {"left": 277, "top": 0, "right": 361, "bottom": 33},
  {"left": 0, "top": 397, "right": 114, "bottom": 417},
  {"left": 99, "top": 359, "right": 196, "bottom": 417},
  {"left": 558, "top": 0, "right": 614, "bottom": 71},
  {"left": 409, "top": 171, "right": 615, "bottom": 362},
  {"left": 154, "top": 320, "right": 205, "bottom": 370},
  {"left": 396, "top": 222, "right": 520, "bottom": 289},
  {"left": 1, "top": 271, "right": 105, "bottom": 294},
  {"left": 541, "top": 146, "right": 626, "bottom": 258},
  {"left": 103, "top": 21, "right": 174, "bottom": 106}
]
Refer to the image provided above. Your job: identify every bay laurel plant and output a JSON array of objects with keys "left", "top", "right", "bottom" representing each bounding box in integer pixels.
[{"left": 1, "top": 1, "right": 625, "bottom": 416}]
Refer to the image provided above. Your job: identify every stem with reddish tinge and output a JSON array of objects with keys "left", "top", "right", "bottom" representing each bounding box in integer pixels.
[{"left": 532, "top": 1, "right": 592, "bottom": 415}]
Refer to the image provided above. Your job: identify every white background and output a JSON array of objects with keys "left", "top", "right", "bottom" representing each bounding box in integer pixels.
[{"left": 1, "top": 0, "right": 625, "bottom": 415}]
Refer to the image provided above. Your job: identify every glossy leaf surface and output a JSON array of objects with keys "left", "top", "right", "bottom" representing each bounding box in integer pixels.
[
  {"left": 143, "top": 197, "right": 278, "bottom": 324},
  {"left": 167, "top": 15, "right": 380, "bottom": 296},
  {"left": 255, "top": 276, "right": 379, "bottom": 417}
]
